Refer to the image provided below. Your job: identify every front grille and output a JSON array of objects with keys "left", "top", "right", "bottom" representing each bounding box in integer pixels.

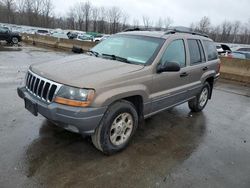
[{"left": 25, "top": 71, "right": 61, "bottom": 102}]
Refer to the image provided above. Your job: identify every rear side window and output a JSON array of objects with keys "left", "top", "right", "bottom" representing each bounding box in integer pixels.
[
  {"left": 187, "top": 39, "right": 205, "bottom": 65},
  {"left": 203, "top": 40, "right": 218, "bottom": 61},
  {"left": 236, "top": 48, "right": 250, "bottom": 52},
  {"left": 161, "top": 39, "right": 186, "bottom": 68}
]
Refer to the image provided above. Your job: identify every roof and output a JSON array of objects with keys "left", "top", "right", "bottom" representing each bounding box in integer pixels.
[{"left": 118, "top": 29, "right": 210, "bottom": 40}]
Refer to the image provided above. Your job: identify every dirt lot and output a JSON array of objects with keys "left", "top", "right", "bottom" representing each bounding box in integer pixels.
[{"left": 0, "top": 45, "right": 250, "bottom": 188}]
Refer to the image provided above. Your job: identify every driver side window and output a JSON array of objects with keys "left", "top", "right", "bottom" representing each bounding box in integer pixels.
[
  {"left": 0, "top": 27, "right": 8, "bottom": 33},
  {"left": 160, "top": 39, "right": 186, "bottom": 68}
]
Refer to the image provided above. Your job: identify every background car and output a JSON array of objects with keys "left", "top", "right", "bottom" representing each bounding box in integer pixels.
[
  {"left": 216, "top": 44, "right": 232, "bottom": 55},
  {"left": 0, "top": 26, "right": 22, "bottom": 44},
  {"left": 35, "top": 29, "right": 50, "bottom": 36},
  {"left": 51, "top": 31, "right": 69, "bottom": 39},
  {"left": 76, "top": 34, "right": 93, "bottom": 42}
]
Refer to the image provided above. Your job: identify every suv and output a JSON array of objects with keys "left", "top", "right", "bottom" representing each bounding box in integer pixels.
[
  {"left": 17, "top": 29, "right": 220, "bottom": 154},
  {"left": 0, "top": 26, "right": 22, "bottom": 44}
]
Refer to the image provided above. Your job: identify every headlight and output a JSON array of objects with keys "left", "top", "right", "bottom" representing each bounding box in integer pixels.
[{"left": 54, "top": 86, "right": 95, "bottom": 107}]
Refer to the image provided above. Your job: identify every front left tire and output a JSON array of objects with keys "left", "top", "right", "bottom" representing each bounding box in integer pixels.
[{"left": 91, "top": 100, "right": 138, "bottom": 155}]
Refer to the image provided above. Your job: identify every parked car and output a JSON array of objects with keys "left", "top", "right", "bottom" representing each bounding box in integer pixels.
[
  {"left": 93, "top": 34, "right": 104, "bottom": 42},
  {"left": 67, "top": 32, "right": 78, "bottom": 39},
  {"left": 216, "top": 44, "right": 231, "bottom": 55},
  {"left": 228, "top": 51, "right": 250, "bottom": 60},
  {"left": 51, "top": 32, "right": 69, "bottom": 39},
  {"left": 35, "top": 29, "right": 50, "bottom": 36},
  {"left": 100, "top": 35, "right": 110, "bottom": 41},
  {"left": 17, "top": 29, "right": 220, "bottom": 154},
  {"left": 0, "top": 26, "right": 22, "bottom": 44},
  {"left": 235, "top": 47, "right": 250, "bottom": 52},
  {"left": 76, "top": 34, "right": 93, "bottom": 42}
]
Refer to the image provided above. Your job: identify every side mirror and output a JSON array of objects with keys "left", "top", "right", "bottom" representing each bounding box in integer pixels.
[{"left": 157, "top": 62, "right": 181, "bottom": 73}]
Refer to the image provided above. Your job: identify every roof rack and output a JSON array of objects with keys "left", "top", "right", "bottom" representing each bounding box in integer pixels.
[
  {"left": 123, "top": 27, "right": 159, "bottom": 32},
  {"left": 122, "top": 26, "right": 209, "bottom": 38},
  {"left": 165, "top": 29, "right": 208, "bottom": 38}
]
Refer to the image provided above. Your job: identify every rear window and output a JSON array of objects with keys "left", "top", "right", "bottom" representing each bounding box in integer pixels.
[
  {"left": 236, "top": 48, "right": 250, "bottom": 52},
  {"left": 187, "top": 39, "right": 205, "bottom": 65},
  {"left": 203, "top": 40, "right": 218, "bottom": 61},
  {"left": 37, "top": 30, "right": 49, "bottom": 33}
]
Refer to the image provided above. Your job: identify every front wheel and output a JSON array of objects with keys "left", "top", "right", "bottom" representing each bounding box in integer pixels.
[
  {"left": 91, "top": 100, "right": 138, "bottom": 155},
  {"left": 188, "top": 82, "right": 211, "bottom": 112},
  {"left": 11, "top": 37, "right": 19, "bottom": 44}
]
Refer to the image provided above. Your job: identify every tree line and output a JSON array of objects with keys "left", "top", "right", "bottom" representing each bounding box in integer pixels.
[
  {"left": 0, "top": 0, "right": 250, "bottom": 44},
  {"left": 191, "top": 16, "right": 250, "bottom": 44}
]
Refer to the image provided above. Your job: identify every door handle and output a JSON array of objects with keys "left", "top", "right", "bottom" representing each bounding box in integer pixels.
[
  {"left": 180, "top": 72, "right": 188, "bottom": 77},
  {"left": 202, "top": 66, "right": 208, "bottom": 71}
]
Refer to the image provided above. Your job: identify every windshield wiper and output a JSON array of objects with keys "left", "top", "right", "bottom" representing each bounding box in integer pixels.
[
  {"left": 87, "top": 50, "right": 99, "bottom": 57},
  {"left": 102, "top": 53, "right": 132, "bottom": 64}
]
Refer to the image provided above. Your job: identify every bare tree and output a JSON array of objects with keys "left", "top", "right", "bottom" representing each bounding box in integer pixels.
[
  {"left": 73, "top": 2, "right": 84, "bottom": 30},
  {"left": 142, "top": 16, "right": 152, "bottom": 29},
  {"left": 210, "top": 25, "right": 221, "bottom": 42},
  {"left": 67, "top": 8, "right": 76, "bottom": 29},
  {"left": 82, "top": 1, "right": 91, "bottom": 32},
  {"left": 2, "top": 0, "right": 15, "bottom": 23},
  {"left": 108, "top": 6, "right": 122, "bottom": 34},
  {"left": 155, "top": 17, "right": 163, "bottom": 30},
  {"left": 198, "top": 16, "right": 211, "bottom": 33},
  {"left": 221, "top": 21, "right": 232, "bottom": 42},
  {"left": 91, "top": 7, "right": 99, "bottom": 32},
  {"left": 163, "top": 17, "right": 173, "bottom": 30},
  {"left": 133, "top": 18, "right": 139, "bottom": 28},
  {"left": 41, "top": 0, "right": 54, "bottom": 27},
  {"left": 232, "top": 21, "right": 241, "bottom": 43},
  {"left": 98, "top": 7, "right": 107, "bottom": 33},
  {"left": 121, "top": 12, "right": 129, "bottom": 30}
]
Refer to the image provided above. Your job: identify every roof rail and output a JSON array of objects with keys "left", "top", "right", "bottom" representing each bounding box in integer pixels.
[
  {"left": 123, "top": 28, "right": 141, "bottom": 32},
  {"left": 123, "top": 27, "right": 159, "bottom": 32},
  {"left": 165, "top": 29, "right": 209, "bottom": 38}
]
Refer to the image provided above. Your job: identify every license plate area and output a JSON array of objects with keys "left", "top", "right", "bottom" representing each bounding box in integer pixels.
[{"left": 25, "top": 98, "right": 38, "bottom": 116}]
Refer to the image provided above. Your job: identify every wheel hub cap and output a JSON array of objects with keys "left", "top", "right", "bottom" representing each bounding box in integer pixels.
[
  {"left": 199, "top": 87, "right": 208, "bottom": 107},
  {"left": 110, "top": 113, "right": 133, "bottom": 146}
]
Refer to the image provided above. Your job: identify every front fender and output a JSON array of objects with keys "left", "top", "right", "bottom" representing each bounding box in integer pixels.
[{"left": 92, "top": 85, "right": 149, "bottom": 107}]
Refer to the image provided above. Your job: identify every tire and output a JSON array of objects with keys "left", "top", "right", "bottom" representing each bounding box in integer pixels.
[
  {"left": 188, "top": 82, "right": 211, "bottom": 112},
  {"left": 91, "top": 100, "right": 138, "bottom": 155},
  {"left": 11, "top": 37, "right": 19, "bottom": 44}
]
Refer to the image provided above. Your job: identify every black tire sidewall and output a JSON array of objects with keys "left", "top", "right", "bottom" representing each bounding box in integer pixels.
[
  {"left": 197, "top": 83, "right": 210, "bottom": 110},
  {"left": 12, "top": 37, "right": 18, "bottom": 44},
  {"left": 99, "top": 101, "right": 138, "bottom": 154}
]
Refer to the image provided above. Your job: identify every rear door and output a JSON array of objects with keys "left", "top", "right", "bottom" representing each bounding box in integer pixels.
[
  {"left": 184, "top": 39, "right": 208, "bottom": 98},
  {"left": 151, "top": 37, "right": 193, "bottom": 113}
]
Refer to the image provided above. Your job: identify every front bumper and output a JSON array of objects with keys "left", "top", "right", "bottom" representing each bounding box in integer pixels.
[{"left": 17, "top": 87, "right": 106, "bottom": 135}]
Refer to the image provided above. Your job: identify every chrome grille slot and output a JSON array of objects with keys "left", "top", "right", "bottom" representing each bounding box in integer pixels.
[{"left": 25, "top": 71, "right": 62, "bottom": 103}]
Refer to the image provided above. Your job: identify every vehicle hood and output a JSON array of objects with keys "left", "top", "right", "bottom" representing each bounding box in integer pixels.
[{"left": 30, "top": 54, "right": 144, "bottom": 88}]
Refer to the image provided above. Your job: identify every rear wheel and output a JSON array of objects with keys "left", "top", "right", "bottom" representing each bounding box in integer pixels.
[
  {"left": 91, "top": 100, "right": 138, "bottom": 155},
  {"left": 11, "top": 37, "right": 19, "bottom": 44},
  {"left": 188, "top": 82, "right": 210, "bottom": 112}
]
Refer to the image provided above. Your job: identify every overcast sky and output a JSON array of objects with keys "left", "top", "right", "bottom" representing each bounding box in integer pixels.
[{"left": 53, "top": 0, "right": 250, "bottom": 26}]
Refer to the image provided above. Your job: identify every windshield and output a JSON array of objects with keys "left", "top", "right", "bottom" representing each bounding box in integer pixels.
[{"left": 91, "top": 34, "right": 165, "bottom": 65}]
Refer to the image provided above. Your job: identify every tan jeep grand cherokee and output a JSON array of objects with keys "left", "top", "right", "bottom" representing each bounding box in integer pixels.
[{"left": 17, "top": 29, "right": 220, "bottom": 154}]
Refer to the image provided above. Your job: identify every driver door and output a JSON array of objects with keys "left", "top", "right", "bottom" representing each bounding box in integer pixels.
[{"left": 151, "top": 38, "right": 191, "bottom": 113}]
